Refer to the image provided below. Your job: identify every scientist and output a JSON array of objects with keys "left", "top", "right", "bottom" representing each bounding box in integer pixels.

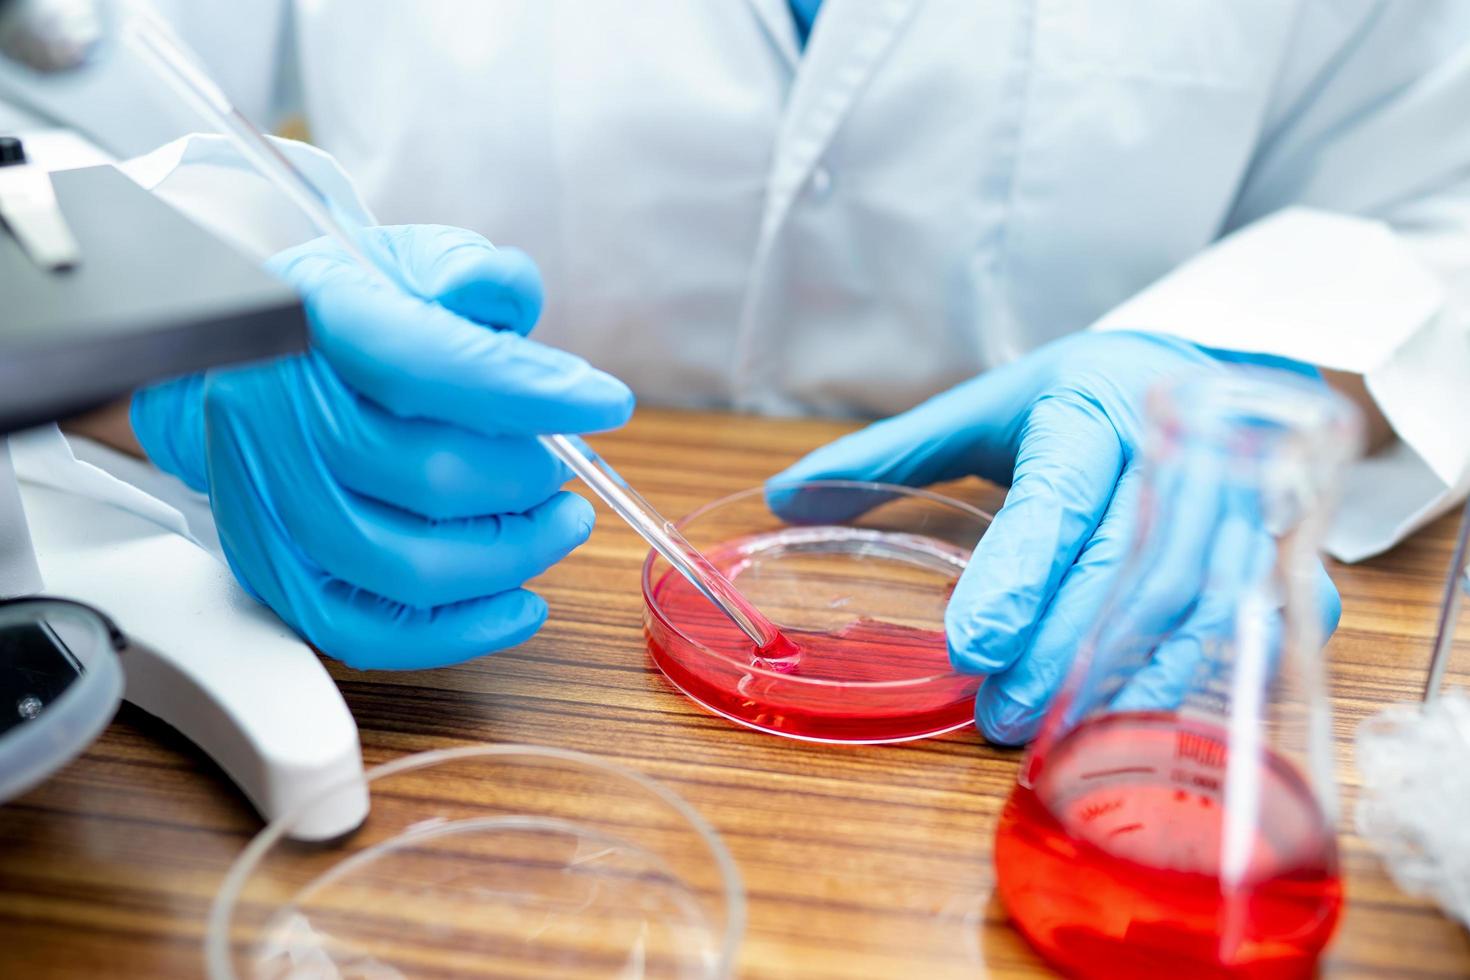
[{"left": 3, "top": 0, "right": 1469, "bottom": 742}]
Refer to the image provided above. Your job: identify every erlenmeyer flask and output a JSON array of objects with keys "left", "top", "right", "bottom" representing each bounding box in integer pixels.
[{"left": 994, "top": 369, "right": 1363, "bottom": 979}]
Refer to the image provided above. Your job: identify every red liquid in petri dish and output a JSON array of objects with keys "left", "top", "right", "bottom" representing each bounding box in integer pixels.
[
  {"left": 645, "top": 537, "right": 979, "bottom": 743},
  {"left": 995, "top": 711, "right": 1342, "bottom": 979}
]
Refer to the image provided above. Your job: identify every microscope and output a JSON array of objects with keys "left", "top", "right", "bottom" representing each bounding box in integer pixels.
[
  {"left": 0, "top": 0, "right": 366, "bottom": 838},
  {"left": 0, "top": 0, "right": 102, "bottom": 73}
]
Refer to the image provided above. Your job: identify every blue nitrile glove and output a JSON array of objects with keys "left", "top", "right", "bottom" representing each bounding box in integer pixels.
[
  {"left": 130, "top": 225, "right": 634, "bottom": 670},
  {"left": 770, "top": 331, "right": 1341, "bottom": 744}
]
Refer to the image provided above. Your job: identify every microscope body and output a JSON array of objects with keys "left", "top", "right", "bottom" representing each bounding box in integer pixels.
[{"left": 0, "top": 6, "right": 369, "bottom": 840}]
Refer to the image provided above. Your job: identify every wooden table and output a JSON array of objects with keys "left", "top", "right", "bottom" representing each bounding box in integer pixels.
[{"left": 1, "top": 408, "right": 1466, "bottom": 978}]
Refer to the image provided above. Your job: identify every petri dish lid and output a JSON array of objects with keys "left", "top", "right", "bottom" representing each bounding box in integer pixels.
[{"left": 208, "top": 745, "right": 745, "bottom": 979}]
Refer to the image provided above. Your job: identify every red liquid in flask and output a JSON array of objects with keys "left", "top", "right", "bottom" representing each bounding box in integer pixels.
[
  {"left": 645, "top": 537, "right": 979, "bottom": 743},
  {"left": 995, "top": 712, "right": 1342, "bottom": 979}
]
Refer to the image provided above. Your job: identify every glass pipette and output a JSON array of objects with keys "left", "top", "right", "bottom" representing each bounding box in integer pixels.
[{"left": 122, "top": 11, "right": 789, "bottom": 652}]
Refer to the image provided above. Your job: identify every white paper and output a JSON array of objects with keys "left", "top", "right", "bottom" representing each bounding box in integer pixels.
[
  {"left": 120, "top": 133, "right": 378, "bottom": 261},
  {"left": 10, "top": 426, "right": 196, "bottom": 543}
]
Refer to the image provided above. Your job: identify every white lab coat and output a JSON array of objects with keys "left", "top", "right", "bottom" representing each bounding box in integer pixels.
[{"left": 2, "top": 0, "right": 1468, "bottom": 562}]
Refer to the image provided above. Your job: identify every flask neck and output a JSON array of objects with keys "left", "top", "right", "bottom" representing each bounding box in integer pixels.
[
  {"left": 1028, "top": 370, "right": 1362, "bottom": 780},
  {"left": 1139, "top": 371, "right": 1358, "bottom": 546}
]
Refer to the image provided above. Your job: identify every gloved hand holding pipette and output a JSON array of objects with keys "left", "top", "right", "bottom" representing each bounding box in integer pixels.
[
  {"left": 773, "top": 330, "right": 1344, "bottom": 744},
  {"left": 131, "top": 224, "right": 635, "bottom": 669}
]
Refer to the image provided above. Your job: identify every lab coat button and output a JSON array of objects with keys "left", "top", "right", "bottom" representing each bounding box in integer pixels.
[{"left": 809, "top": 165, "right": 834, "bottom": 201}]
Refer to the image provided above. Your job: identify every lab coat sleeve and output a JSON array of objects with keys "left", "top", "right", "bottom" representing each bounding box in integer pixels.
[{"left": 1092, "top": 0, "right": 1470, "bottom": 562}]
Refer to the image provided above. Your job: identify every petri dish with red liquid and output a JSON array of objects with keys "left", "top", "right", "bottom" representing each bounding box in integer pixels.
[
  {"left": 642, "top": 480, "right": 990, "bottom": 744},
  {"left": 994, "top": 711, "right": 1342, "bottom": 978}
]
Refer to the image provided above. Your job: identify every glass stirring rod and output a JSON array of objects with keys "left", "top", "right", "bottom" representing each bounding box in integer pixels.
[
  {"left": 1424, "top": 496, "right": 1470, "bottom": 702},
  {"left": 123, "top": 12, "right": 792, "bottom": 653}
]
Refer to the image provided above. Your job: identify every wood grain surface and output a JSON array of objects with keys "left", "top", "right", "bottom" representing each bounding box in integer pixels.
[{"left": 1, "top": 407, "right": 1466, "bottom": 978}]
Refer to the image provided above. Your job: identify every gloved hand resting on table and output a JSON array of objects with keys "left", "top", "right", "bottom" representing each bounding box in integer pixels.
[
  {"left": 130, "top": 225, "right": 633, "bottom": 669},
  {"left": 772, "top": 331, "right": 1342, "bottom": 745}
]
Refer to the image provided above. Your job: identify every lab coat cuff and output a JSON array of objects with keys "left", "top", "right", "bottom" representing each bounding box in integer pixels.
[
  {"left": 119, "top": 133, "right": 377, "bottom": 263},
  {"left": 1091, "top": 207, "right": 1470, "bottom": 561}
]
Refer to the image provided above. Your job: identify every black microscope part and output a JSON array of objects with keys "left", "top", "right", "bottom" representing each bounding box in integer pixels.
[{"left": 0, "top": 136, "right": 26, "bottom": 167}]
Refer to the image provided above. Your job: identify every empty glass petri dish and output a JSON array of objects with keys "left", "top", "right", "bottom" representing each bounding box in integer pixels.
[
  {"left": 643, "top": 480, "right": 990, "bottom": 744},
  {"left": 207, "top": 746, "right": 744, "bottom": 979}
]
